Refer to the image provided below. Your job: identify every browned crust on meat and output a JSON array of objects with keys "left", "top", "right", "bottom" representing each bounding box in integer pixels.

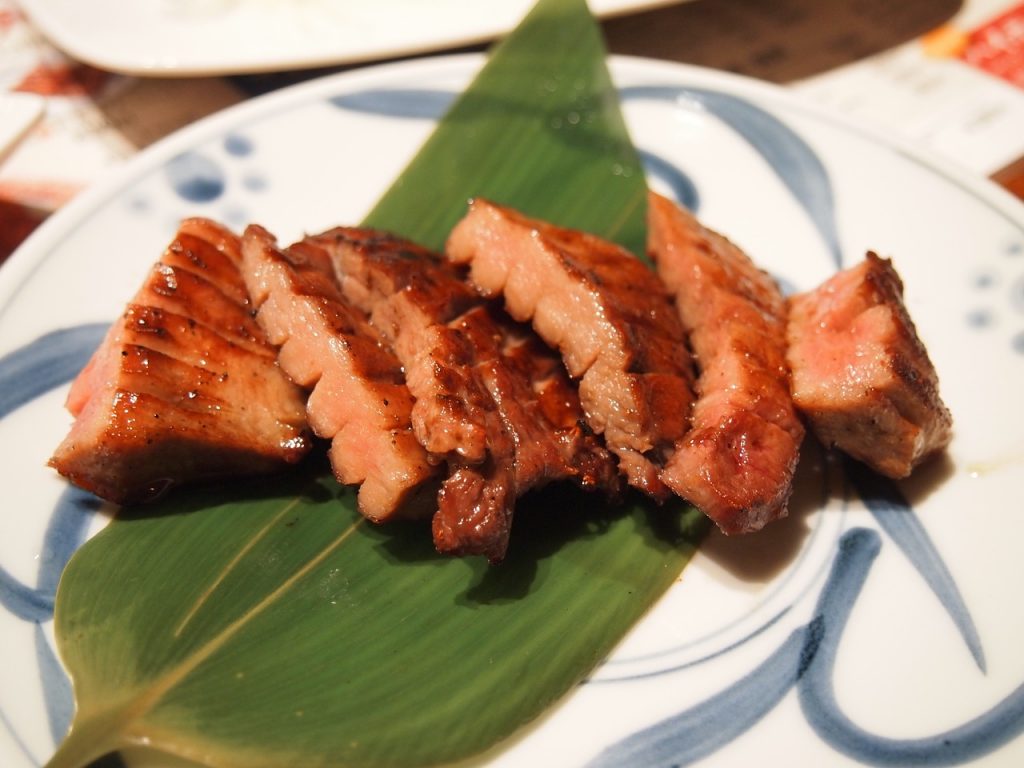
[
  {"left": 647, "top": 192, "right": 804, "bottom": 534},
  {"left": 310, "top": 227, "right": 620, "bottom": 562},
  {"left": 305, "top": 228, "right": 487, "bottom": 462},
  {"left": 446, "top": 198, "right": 695, "bottom": 500},
  {"left": 786, "top": 252, "right": 953, "bottom": 478},
  {"left": 430, "top": 304, "right": 621, "bottom": 562},
  {"left": 49, "top": 218, "right": 312, "bottom": 504},
  {"left": 241, "top": 225, "right": 439, "bottom": 522}
]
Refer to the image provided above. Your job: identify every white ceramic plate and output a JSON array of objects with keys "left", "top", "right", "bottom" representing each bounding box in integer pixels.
[
  {"left": 2, "top": 54, "right": 1023, "bottom": 768},
  {"left": 0, "top": 93, "right": 44, "bottom": 163},
  {"left": 16, "top": 0, "right": 681, "bottom": 76}
]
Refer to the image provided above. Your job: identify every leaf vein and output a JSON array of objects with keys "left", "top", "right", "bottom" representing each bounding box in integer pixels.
[
  {"left": 172, "top": 497, "right": 304, "bottom": 639},
  {"left": 133, "top": 516, "right": 367, "bottom": 720}
]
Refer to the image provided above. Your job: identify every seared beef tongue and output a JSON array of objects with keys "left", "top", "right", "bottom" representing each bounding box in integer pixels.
[
  {"left": 445, "top": 198, "right": 696, "bottom": 501},
  {"left": 310, "top": 227, "right": 620, "bottom": 563},
  {"left": 433, "top": 303, "right": 620, "bottom": 562},
  {"left": 50, "top": 218, "right": 312, "bottom": 504},
  {"left": 312, "top": 229, "right": 486, "bottom": 461},
  {"left": 647, "top": 192, "right": 804, "bottom": 535},
  {"left": 786, "top": 252, "right": 952, "bottom": 478},
  {"left": 240, "top": 225, "right": 438, "bottom": 522}
]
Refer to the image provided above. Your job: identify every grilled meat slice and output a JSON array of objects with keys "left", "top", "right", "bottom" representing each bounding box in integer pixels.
[
  {"left": 434, "top": 304, "right": 620, "bottom": 562},
  {"left": 311, "top": 227, "right": 620, "bottom": 562},
  {"left": 50, "top": 218, "right": 311, "bottom": 504},
  {"left": 240, "top": 225, "right": 438, "bottom": 522},
  {"left": 786, "top": 252, "right": 952, "bottom": 478},
  {"left": 647, "top": 192, "right": 804, "bottom": 534},
  {"left": 446, "top": 198, "right": 695, "bottom": 500},
  {"left": 306, "top": 229, "right": 485, "bottom": 462}
]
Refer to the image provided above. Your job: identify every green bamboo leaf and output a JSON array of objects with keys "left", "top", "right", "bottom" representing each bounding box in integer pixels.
[
  {"left": 52, "top": 474, "right": 702, "bottom": 768},
  {"left": 48, "top": 1, "right": 706, "bottom": 766},
  {"left": 363, "top": 0, "right": 648, "bottom": 256}
]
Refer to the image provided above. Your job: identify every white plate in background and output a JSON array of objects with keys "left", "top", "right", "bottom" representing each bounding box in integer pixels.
[{"left": 15, "top": 0, "right": 683, "bottom": 76}]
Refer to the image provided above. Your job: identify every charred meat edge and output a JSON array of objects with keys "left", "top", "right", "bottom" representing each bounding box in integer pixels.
[
  {"left": 446, "top": 198, "right": 695, "bottom": 501},
  {"left": 240, "top": 225, "right": 438, "bottom": 523},
  {"left": 647, "top": 191, "right": 804, "bottom": 535},
  {"left": 50, "top": 217, "right": 311, "bottom": 504},
  {"left": 309, "top": 227, "right": 620, "bottom": 562}
]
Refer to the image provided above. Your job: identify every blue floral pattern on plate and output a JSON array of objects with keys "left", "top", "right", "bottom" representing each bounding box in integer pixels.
[{"left": 1, "top": 55, "right": 1022, "bottom": 767}]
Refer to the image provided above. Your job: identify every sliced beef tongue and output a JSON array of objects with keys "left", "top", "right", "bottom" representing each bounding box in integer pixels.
[
  {"left": 307, "top": 228, "right": 487, "bottom": 463},
  {"left": 647, "top": 192, "right": 804, "bottom": 535},
  {"left": 240, "top": 225, "right": 438, "bottom": 523},
  {"left": 50, "top": 218, "right": 312, "bottom": 504},
  {"left": 434, "top": 304, "right": 620, "bottom": 562},
  {"left": 494, "top": 311, "right": 619, "bottom": 497},
  {"left": 445, "top": 198, "right": 696, "bottom": 501},
  {"left": 313, "top": 227, "right": 620, "bottom": 563},
  {"left": 786, "top": 251, "right": 952, "bottom": 478}
]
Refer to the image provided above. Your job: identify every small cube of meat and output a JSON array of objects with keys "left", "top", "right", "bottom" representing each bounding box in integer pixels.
[{"left": 786, "top": 251, "right": 952, "bottom": 478}]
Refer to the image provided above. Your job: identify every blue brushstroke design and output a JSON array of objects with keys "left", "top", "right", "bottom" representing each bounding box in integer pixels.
[
  {"left": 640, "top": 150, "right": 699, "bottom": 213},
  {"left": 223, "top": 133, "right": 253, "bottom": 157},
  {"left": 846, "top": 458, "right": 986, "bottom": 673},
  {"left": 242, "top": 173, "right": 268, "bottom": 193},
  {"left": 34, "top": 623, "right": 72, "bottom": 745},
  {"left": 37, "top": 487, "right": 102, "bottom": 600},
  {"left": 0, "top": 325, "right": 107, "bottom": 753},
  {"left": 329, "top": 84, "right": 842, "bottom": 269},
  {"left": 801, "top": 533, "right": 1024, "bottom": 765},
  {"left": 621, "top": 85, "right": 842, "bottom": 268},
  {"left": 586, "top": 531, "right": 869, "bottom": 768},
  {"left": 0, "top": 324, "right": 108, "bottom": 419},
  {"left": 595, "top": 527, "right": 1024, "bottom": 766},
  {"left": 330, "top": 87, "right": 703, "bottom": 213},
  {"left": 329, "top": 89, "right": 455, "bottom": 120},
  {"left": 1011, "top": 273, "right": 1024, "bottom": 313},
  {"left": 165, "top": 151, "right": 226, "bottom": 203},
  {"left": 0, "top": 326, "right": 106, "bottom": 621},
  {"left": 0, "top": 569, "right": 53, "bottom": 621},
  {"left": 1013, "top": 331, "right": 1024, "bottom": 355},
  {"left": 587, "top": 624, "right": 815, "bottom": 767}
]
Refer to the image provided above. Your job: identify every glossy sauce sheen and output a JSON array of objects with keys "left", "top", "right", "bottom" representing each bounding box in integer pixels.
[
  {"left": 648, "top": 192, "right": 804, "bottom": 534},
  {"left": 312, "top": 229, "right": 487, "bottom": 462},
  {"left": 312, "top": 228, "right": 620, "bottom": 562},
  {"left": 446, "top": 198, "right": 695, "bottom": 501},
  {"left": 240, "top": 225, "right": 438, "bottom": 522},
  {"left": 49, "top": 218, "right": 311, "bottom": 504}
]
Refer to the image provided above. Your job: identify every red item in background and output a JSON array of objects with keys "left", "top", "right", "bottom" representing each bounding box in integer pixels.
[
  {"left": 13, "top": 63, "right": 112, "bottom": 97},
  {"left": 960, "top": 3, "right": 1024, "bottom": 89},
  {"left": 0, "top": 200, "right": 47, "bottom": 265}
]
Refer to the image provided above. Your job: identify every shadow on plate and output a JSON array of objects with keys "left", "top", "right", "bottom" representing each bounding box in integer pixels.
[{"left": 694, "top": 437, "right": 833, "bottom": 585}]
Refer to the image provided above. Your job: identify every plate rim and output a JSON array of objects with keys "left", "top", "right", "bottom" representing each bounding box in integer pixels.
[
  {"left": 4, "top": 52, "right": 1019, "bottom": 286},
  {"left": 3, "top": 51, "right": 1022, "bottom": 306}
]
